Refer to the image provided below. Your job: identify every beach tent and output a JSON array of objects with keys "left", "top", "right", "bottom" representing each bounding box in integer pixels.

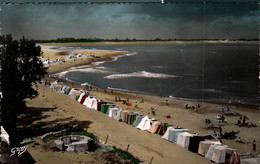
[
  {"left": 126, "top": 112, "right": 137, "bottom": 125},
  {"left": 83, "top": 97, "right": 96, "bottom": 109},
  {"left": 162, "top": 128, "right": 189, "bottom": 143},
  {"left": 107, "top": 107, "right": 121, "bottom": 119},
  {"left": 115, "top": 110, "right": 122, "bottom": 121},
  {"left": 212, "top": 146, "right": 236, "bottom": 164},
  {"left": 61, "top": 86, "right": 67, "bottom": 93},
  {"left": 155, "top": 123, "right": 170, "bottom": 136},
  {"left": 77, "top": 93, "right": 85, "bottom": 102},
  {"left": 50, "top": 82, "right": 57, "bottom": 90},
  {"left": 176, "top": 132, "right": 194, "bottom": 149},
  {"left": 227, "top": 151, "right": 240, "bottom": 164},
  {"left": 90, "top": 98, "right": 98, "bottom": 110},
  {"left": 133, "top": 115, "right": 144, "bottom": 127},
  {"left": 83, "top": 96, "right": 90, "bottom": 107},
  {"left": 188, "top": 135, "right": 215, "bottom": 153},
  {"left": 73, "top": 91, "right": 82, "bottom": 99},
  {"left": 136, "top": 116, "right": 151, "bottom": 131},
  {"left": 97, "top": 101, "right": 107, "bottom": 112},
  {"left": 101, "top": 104, "right": 110, "bottom": 114},
  {"left": 75, "top": 94, "right": 81, "bottom": 101},
  {"left": 68, "top": 88, "right": 76, "bottom": 97},
  {"left": 205, "top": 144, "right": 219, "bottom": 160},
  {"left": 55, "top": 85, "right": 63, "bottom": 92},
  {"left": 0, "top": 126, "right": 10, "bottom": 145},
  {"left": 198, "top": 141, "right": 214, "bottom": 156},
  {"left": 70, "top": 90, "right": 81, "bottom": 99},
  {"left": 106, "top": 105, "right": 118, "bottom": 115},
  {"left": 80, "top": 94, "right": 88, "bottom": 104},
  {"left": 148, "top": 121, "right": 161, "bottom": 133},
  {"left": 62, "top": 86, "right": 69, "bottom": 94},
  {"left": 66, "top": 88, "right": 72, "bottom": 95},
  {"left": 120, "top": 110, "right": 129, "bottom": 122}
]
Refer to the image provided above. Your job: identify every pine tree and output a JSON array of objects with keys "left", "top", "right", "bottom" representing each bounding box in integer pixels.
[{"left": 0, "top": 35, "right": 47, "bottom": 144}]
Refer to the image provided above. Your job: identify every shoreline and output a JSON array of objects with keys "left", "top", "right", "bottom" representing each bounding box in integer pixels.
[
  {"left": 39, "top": 40, "right": 258, "bottom": 46},
  {"left": 23, "top": 43, "right": 260, "bottom": 163},
  {"left": 42, "top": 44, "right": 260, "bottom": 108}
]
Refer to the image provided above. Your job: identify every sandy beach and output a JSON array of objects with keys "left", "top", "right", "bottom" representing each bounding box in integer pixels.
[
  {"left": 21, "top": 44, "right": 260, "bottom": 163},
  {"left": 41, "top": 46, "right": 128, "bottom": 74}
]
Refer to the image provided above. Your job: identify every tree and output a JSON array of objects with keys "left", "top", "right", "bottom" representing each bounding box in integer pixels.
[{"left": 0, "top": 35, "right": 47, "bottom": 144}]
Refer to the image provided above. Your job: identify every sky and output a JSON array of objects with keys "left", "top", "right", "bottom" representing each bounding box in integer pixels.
[{"left": 0, "top": 1, "right": 259, "bottom": 40}]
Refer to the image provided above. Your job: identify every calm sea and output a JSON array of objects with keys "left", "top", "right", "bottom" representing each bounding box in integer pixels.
[{"left": 57, "top": 43, "right": 259, "bottom": 104}]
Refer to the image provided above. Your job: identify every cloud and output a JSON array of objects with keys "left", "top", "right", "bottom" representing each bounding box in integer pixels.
[
  {"left": 112, "top": 14, "right": 122, "bottom": 18},
  {"left": 0, "top": 3, "right": 258, "bottom": 39}
]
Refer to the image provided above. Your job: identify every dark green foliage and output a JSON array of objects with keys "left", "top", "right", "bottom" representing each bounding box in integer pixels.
[
  {"left": 109, "top": 147, "right": 141, "bottom": 164},
  {"left": 70, "top": 130, "right": 95, "bottom": 139},
  {"left": 0, "top": 35, "right": 47, "bottom": 144}
]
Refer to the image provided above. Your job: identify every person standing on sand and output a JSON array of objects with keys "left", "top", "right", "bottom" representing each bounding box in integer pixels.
[
  {"left": 221, "top": 106, "right": 224, "bottom": 113},
  {"left": 252, "top": 140, "right": 256, "bottom": 151},
  {"left": 219, "top": 126, "right": 222, "bottom": 136}
]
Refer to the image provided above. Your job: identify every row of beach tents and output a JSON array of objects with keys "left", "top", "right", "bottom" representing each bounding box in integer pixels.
[{"left": 49, "top": 81, "right": 258, "bottom": 164}]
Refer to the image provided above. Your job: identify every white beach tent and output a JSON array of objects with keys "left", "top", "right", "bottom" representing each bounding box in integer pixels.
[
  {"left": 90, "top": 98, "right": 98, "bottom": 110},
  {"left": 0, "top": 126, "right": 10, "bottom": 145},
  {"left": 176, "top": 132, "right": 194, "bottom": 149},
  {"left": 83, "top": 96, "right": 91, "bottom": 107},
  {"left": 161, "top": 127, "right": 175, "bottom": 140},
  {"left": 136, "top": 116, "right": 151, "bottom": 131},
  {"left": 107, "top": 107, "right": 121, "bottom": 119},
  {"left": 83, "top": 97, "right": 97, "bottom": 109},
  {"left": 50, "top": 82, "right": 57, "bottom": 90},
  {"left": 212, "top": 145, "right": 236, "bottom": 164},
  {"left": 161, "top": 128, "right": 189, "bottom": 143}
]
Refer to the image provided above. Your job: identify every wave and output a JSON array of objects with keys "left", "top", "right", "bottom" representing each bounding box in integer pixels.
[
  {"left": 109, "top": 52, "right": 136, "bottom": 62},
  {"left": 202, "top": 88, "right": 222, "bottom": 93},
  {"left": 221, "top": 81, "right": 246, "bottom": 84},
  {"left": 104, "top": 71, "right": 179, "bottom": 79},
  {"left": 150, "top": 66, "right": 167, "bottom": 69}
]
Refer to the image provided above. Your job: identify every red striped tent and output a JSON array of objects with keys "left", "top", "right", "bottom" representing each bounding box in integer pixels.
[{"left": 227, "top": 151, "right": 240, "bottom": 164}]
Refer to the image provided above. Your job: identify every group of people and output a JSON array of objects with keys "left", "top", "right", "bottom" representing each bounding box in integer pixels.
[
  {"left": 235, "top": 115, "right": 257, "bottom": 127},
  {"left": 221, "top": 105, "right": 230, "bottom": 113},
  {"left": 185, "top": 103, "right": 200, "bottom": 112}
]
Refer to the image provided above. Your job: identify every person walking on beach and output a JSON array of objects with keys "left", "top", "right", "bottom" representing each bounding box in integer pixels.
[{"left": 252, "top": 140, "right": 256, "bottom": 151}]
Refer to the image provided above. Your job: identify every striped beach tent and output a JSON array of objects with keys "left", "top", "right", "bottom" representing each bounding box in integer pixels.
[
  {"left": 66, "top": 88, "right": 72, "bottom": 95},
  {"left": 155, "top": 123, "right": 169, "bottom": 136},
  {"left": 120, "top": 110, "right": 129, "bottom": 122},
  {"left": 126, "top": 112, "right": 137, "bottom": 125},
  {"left": 148, "top": 121, "right": 161, "bottom": 133},
  {"left": 227, "top": 151, "right": 240, "bottom": 164},
  {"left": 80, "top": 94, "right": 88, "bottom": 104},
  {"left": 97, "top": 101, "right": 107, "bottom": 112},
  {"left": 77, "top": 93, "right": 85, "bottom": 102}
]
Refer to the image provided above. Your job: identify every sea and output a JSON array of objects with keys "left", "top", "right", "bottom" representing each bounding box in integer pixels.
[{"left": 54, "top": 43, "right": 259, "bottom": 105}]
